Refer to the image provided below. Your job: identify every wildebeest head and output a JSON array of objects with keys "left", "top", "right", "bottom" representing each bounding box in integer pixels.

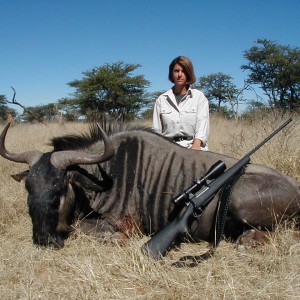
[{"left": 0, "top": 123, "right": 115, "bottom": 248}]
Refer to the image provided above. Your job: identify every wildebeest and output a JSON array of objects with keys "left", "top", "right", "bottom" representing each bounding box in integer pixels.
[{"left": 0, "top": 122, "right": 299, "bottom": 251}]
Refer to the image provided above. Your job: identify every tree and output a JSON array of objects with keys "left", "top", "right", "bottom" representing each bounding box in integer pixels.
[
  {"left": 196, "top": 72, "right": 248, "bottom": 118},
  {"left": 20, "top": 103, "right": 57, "bottom": 122},
  {"left": 58, "top": 97, "right": 83, "bottom": 121},
  {"left": 67, "top": 61, "right": 150, "bottom": 120},
  {"left": 196, "top": 72, "right": 235, "bottom": 112},
  {"left": 241, "top": 39, "right": 300, "bottom": 111},
  {"left": 0, "top": 94, "right": 17, "bottom": 121},
  {"left": 139, "top": 90, "right": 165, "bottom": 120}
]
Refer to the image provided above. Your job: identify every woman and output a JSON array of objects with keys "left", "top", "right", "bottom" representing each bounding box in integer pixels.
[{"left": 152, "top": 56, "right": 210, "bottom": 150}]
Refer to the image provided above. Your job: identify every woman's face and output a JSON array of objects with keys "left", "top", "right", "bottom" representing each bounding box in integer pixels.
[{"left": 172, "top": 63, "right": 187, "bottom": 86}]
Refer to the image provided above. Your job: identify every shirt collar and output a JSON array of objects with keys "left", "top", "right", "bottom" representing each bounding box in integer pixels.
[{"left": 163, "top": 87, "right": 193, "bottom": 97}]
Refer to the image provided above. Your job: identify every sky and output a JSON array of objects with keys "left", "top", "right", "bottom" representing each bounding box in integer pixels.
[{"left": 1, "top": 0, "right": 300, "bottom": 113}]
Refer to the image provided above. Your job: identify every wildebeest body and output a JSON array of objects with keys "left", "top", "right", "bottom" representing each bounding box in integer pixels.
[
  {"left": 77, "top": 130, "right": 300, "bottom": 242},
  {"left": 1, "top": 123, "right": 299, "bottom": 248}
]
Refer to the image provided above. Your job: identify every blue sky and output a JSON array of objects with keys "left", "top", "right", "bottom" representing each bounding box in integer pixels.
[{"left": 1, "top": 0, "right": 300, "bottom": 112}]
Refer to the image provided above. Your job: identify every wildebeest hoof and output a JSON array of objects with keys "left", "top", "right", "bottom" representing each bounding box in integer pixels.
[{"left": 236, "top": 229, "right": 270, "bottom": 251}]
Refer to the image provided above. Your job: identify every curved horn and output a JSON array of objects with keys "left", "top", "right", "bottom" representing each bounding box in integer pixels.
[
  {"left": 0, "top": 122, "right": 43, "bottom": 166},
  {"left": 50, "top": 123, "right": 115, "bottom": 169}
]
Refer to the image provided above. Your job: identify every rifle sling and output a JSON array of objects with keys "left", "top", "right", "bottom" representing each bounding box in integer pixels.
[{"left": 214, "top": 169, "right": 245, "bottom": 247}]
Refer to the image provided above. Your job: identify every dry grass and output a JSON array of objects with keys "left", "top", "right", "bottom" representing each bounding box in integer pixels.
[{"left": 0, "top": 115, "right": 299, "bottom": 300}]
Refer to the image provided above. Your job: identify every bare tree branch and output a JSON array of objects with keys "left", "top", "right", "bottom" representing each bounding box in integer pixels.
[{"left": 6, "top": 87, "right": 45, "bottom": 124}]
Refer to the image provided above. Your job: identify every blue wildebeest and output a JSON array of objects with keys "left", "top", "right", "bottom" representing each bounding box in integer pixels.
[{"left": 0, "top": 122, "right": 299, "bottom": 250}]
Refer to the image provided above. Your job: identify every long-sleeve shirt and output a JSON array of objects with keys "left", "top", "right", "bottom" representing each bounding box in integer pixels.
[{"left": 152, "top": 88, "right": 210, "bottom": 147}]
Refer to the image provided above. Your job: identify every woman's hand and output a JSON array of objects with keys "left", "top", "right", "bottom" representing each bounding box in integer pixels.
[{"left": 190, "top": 138, "right": 202, "bottom": 150}]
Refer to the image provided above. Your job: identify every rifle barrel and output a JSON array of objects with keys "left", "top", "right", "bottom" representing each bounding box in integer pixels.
[{"left": 244, "top": 118, "right": 292, "bottom": 158}]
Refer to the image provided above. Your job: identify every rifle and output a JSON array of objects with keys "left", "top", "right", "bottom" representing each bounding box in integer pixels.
[{"left": 141, "top": 118, "right": 292, "bottom": 260}]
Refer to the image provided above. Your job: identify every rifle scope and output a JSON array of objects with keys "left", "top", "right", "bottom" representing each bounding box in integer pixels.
[{"left": 172, "top": 160, "right": 226, "bottom": 206}]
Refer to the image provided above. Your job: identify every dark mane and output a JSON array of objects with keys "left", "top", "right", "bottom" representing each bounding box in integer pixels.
[
  {"left": 50, "top": 124, "right": 103, "bottom": 151},
  {"left": 50, "top": 122, "right": 154, "bottom": 151}
]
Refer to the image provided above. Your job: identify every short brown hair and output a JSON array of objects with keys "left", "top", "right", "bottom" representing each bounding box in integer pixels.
[{"left": 168, "top": 56, "right": 196, "bottom": 84}]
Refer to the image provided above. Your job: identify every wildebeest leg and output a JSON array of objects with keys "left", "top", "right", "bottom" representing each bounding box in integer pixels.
[
  {"left": 236, "top": 229, "right": 270, "bottom": 250},
  {"left": 74, "top": 217, "right": 140, "bottom": 245},
  {"left": 74, "top": 219, "right": 127, "bottom": 244},
  {"left": 236, "top": 228, "right": 300, "bottom": 251}
]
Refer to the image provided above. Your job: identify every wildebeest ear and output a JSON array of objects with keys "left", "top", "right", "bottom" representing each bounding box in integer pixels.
[{"left": 11, "top": 170, "right": 29, "bottom": 182}]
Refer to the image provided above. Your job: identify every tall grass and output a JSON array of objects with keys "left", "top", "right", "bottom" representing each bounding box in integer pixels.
[{"left": 0, "top": 115, "right": 299, "bottom": 299}]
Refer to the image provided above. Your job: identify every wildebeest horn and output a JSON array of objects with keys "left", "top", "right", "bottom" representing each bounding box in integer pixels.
[
  {"left": 50, "top": 123, "right": 115, "bottom": 169},
  {"left": 0, "top": 122, "right": 43, "bottom": 166}
]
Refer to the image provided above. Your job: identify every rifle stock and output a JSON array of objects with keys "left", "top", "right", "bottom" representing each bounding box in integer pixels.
[
  {"left": 141, "top": 204, "right": 193, "bottom": 259},
  {"left": 141, "top": 118, "right": 292, "bottom": 260}
]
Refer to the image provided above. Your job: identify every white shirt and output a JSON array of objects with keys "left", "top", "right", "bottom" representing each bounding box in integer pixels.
[{"left": 152, "top": 88, "right": 210, "bottom": 147}]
